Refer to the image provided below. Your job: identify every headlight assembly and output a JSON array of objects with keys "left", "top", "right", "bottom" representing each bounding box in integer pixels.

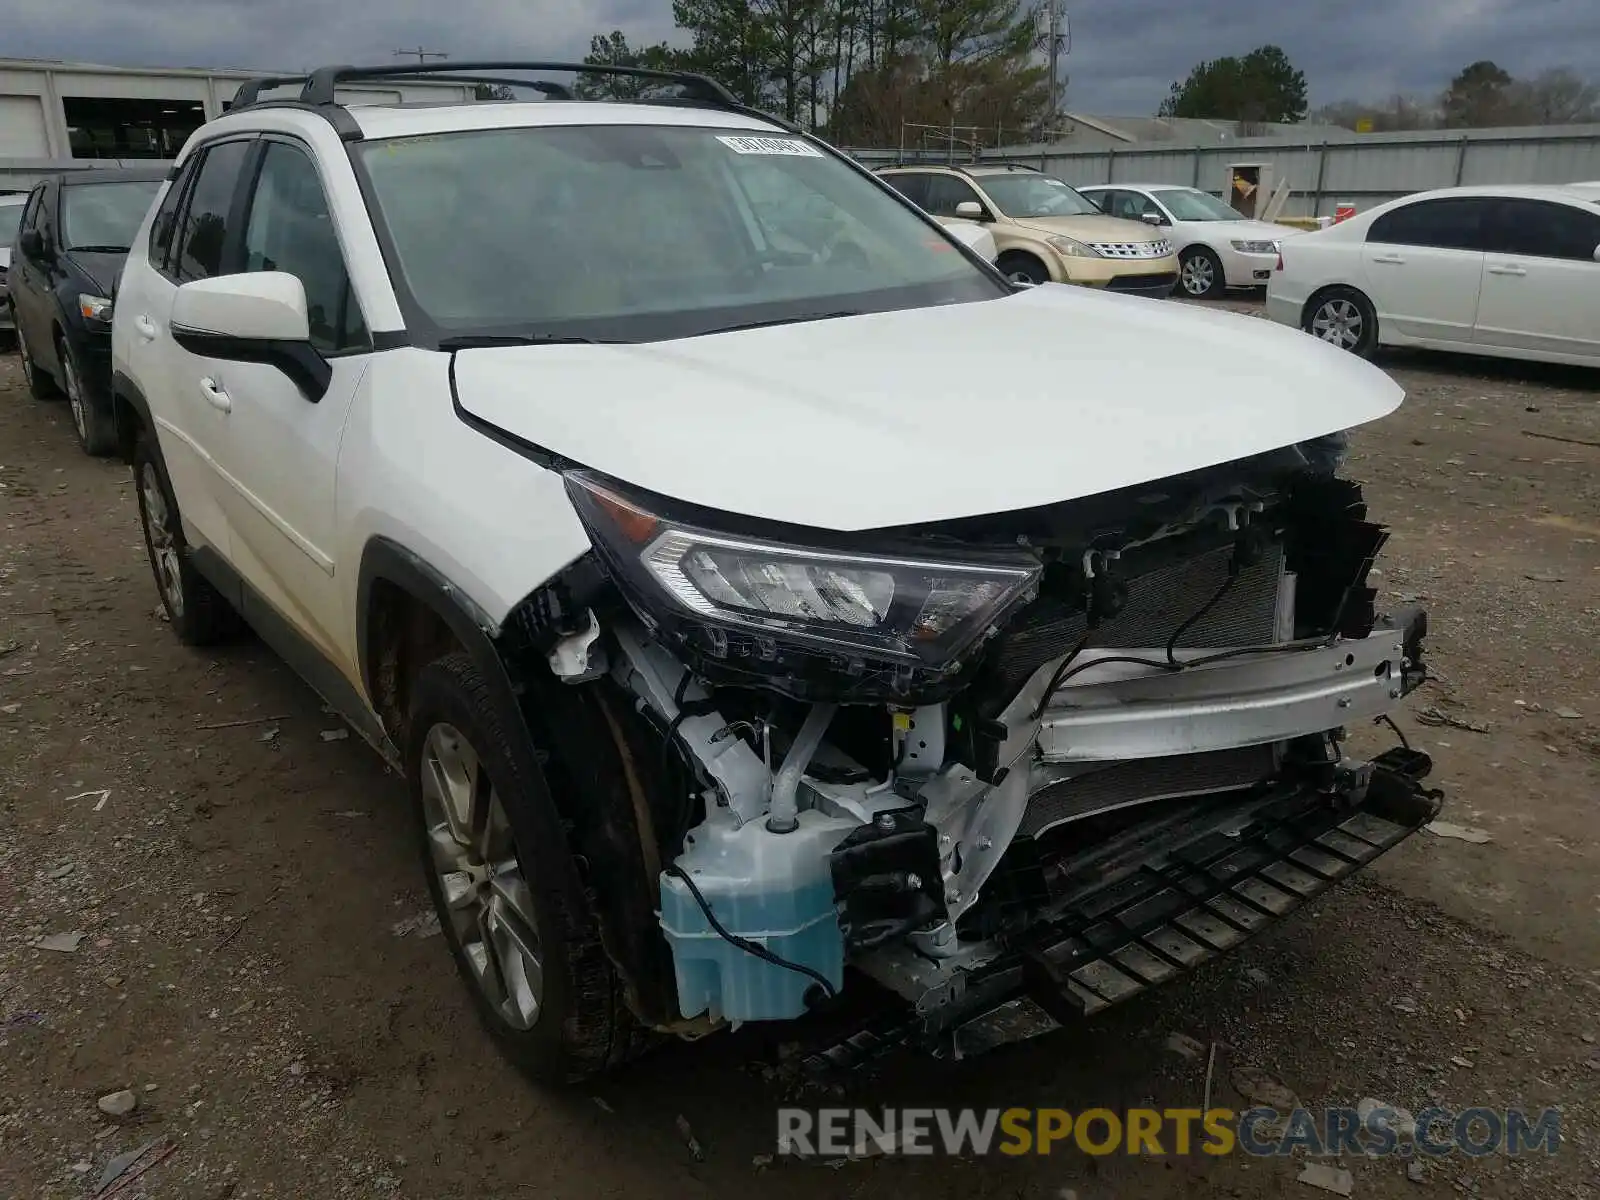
[
  {"left": 1046, "top": 235, "right": 1101, "bottom": 259},
  {"left": 1230, "top": 240, "right": 1279, "bottom": 255},
  {"left": 79, "top": 293, "right": 114, "bottom": 323},
  {"left": 565, "top": 472, "right": 1040, "bottom": 668}
]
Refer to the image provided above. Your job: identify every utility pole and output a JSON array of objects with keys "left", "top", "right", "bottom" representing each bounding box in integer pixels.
[
  {"left": 1043, "top": 3, "right": 1069, "bottom": 137},
  {"left": 394, "top": 47, "right": 449, "bottom": 66}
]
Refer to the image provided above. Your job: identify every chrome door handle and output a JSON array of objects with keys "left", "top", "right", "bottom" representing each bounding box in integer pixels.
[
  {"left": 1371, "top": 254, "right": 1405, "bottom": 265},
  {"left": 1487, "top": 264, "right": 1527, "bottom": 276},
  {"left": 199, "top": 377, "right": 232, "bottom": 413},
  {"left": 134, "top": 314, "right": 159, "bottom": 341}
]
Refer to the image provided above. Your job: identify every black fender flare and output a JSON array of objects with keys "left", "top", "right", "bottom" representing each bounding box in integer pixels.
[
  {"left": 355, "top": 535, "right": 507, "bottom": 714},
  {"left": 111, "top": 370, "right": 156, "bottom": 462}
]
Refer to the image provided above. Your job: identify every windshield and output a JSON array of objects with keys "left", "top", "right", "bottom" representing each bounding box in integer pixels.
[
  {"left": 0, "top": 200, "right": 24, "bottom": 248},
  {"left": 976, "top": 174, "right": 1101, "bottom": 219},
  {"left": 1154, "top": 188, "right": 1244, "bottom": 222},
  {"left": 356, "top": 124, "right": 1003, "bottom": 342},
  {"left": 61, "top": 180, "right": 162, "bottom": 251}
]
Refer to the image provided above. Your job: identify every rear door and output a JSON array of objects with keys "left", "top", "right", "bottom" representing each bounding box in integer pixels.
[
  {"left": 1475, "top": 197, "right": 1600, "bottom": 361},
  {"left": 1360, "top": 197, "right": 1493, "bottom": 343}
]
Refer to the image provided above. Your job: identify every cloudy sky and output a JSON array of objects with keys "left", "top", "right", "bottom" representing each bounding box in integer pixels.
[{"left": 5, "top": 0, "right": 1598, "bottom": 114}]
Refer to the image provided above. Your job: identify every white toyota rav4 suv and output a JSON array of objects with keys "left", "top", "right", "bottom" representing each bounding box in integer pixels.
[{"left": 110, "top": 62, "right": 1442, "bottom": 1085}]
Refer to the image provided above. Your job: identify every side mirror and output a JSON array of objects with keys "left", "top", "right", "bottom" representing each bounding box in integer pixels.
[
  {"left": 170, "top": 271, "right": 331, "bottom": 403},
  {"left": 1593, "top": 243, "right": 1600, "bottom": 263},
  {"left": 1140, "top": 211, "right": 1166, "bottom": 226},
  {"left": 19, "top": 229, "right": 49, "bottom": 260},
  {"left": 954, "top": 200, "right": 986, "bottom": 220}
]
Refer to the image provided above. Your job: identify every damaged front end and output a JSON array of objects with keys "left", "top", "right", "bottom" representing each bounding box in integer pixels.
[{"left": 511, "top": 436, "right": 1440, "bottom": 1066}]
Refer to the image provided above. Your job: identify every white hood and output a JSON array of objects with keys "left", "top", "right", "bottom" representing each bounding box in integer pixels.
[
  {"left": 453, "top": 285, "right": 1403, "bottom": 532},
  {"left": 1204, "top": 218, "right": 1299, "bottom": 241}
]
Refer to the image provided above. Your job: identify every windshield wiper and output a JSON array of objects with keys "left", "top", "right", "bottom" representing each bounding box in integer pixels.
[
  {"left": 436, "top": 333, "right": 625, "bottom": 351},
  {"left": 695, "top": 310, "right": 862, "bottom": 336},
  {"left": 64, "top": 244, "right": 131, "bottom": 253}
]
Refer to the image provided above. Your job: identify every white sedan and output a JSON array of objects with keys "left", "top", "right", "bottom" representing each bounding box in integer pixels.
[
  {"left": 1080, "top": 183, "right": 1297, "bottom": 299},
  {"left": 1267, "top": 184, "right": 1600, "bottom": 367}
]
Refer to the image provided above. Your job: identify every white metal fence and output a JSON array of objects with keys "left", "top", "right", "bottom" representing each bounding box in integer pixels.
[{"left": 845, "top": 123, "right": 1600, "bottom": 218}]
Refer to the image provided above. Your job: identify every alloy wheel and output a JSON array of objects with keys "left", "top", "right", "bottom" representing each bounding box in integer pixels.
[
  {"left": 18, "top": 330, "right": 35, "bottom": 388},
  {"left": 62, "top": 350, "right": 87, "bottom": 442},
  {"left": 1181, "top": 254, "right": 1215, "bottom": 296},
  {"left": 420, "top": 722, "right": 545, "bottom": 1031},
  {"left": 138, "top": 461, "right": 185, "bottom": 620},
  {"left": 1310, "top": 298, "right": 1364, "bottom": 349}
]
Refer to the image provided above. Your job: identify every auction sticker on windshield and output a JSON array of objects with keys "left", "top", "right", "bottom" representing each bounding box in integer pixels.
[{"left": 717, "top": 135, "right": 823, "bottom": 157}]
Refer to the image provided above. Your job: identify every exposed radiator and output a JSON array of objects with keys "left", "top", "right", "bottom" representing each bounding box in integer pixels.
[{"left": 976, "top": 542, "right": 1286, "bottom": 717}]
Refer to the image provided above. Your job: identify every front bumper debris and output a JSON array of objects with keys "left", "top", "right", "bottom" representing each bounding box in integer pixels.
[{"left": 797, "top": 746, "right": 1440, "bottom": 1077}]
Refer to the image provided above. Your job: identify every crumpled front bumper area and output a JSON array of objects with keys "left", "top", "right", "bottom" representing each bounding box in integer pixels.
[{"left": 798, "top": 743, "right": 1441, "bottom": 1076}]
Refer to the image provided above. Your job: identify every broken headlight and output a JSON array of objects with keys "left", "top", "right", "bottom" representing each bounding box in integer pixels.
[{"left": 565, "top": 472, "right": 1040, "bottom": 667}]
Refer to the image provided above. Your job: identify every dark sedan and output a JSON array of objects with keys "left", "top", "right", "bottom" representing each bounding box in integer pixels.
[{"left": 8, "top": 167, "right": 166, "bottom": 455}]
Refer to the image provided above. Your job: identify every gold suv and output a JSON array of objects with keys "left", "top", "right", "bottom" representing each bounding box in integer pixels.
[{"left": 877, "top": 163, "right": 1178, "bottom": 297}]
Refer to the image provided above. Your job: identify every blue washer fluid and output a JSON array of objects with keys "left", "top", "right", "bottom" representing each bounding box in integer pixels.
[{"left": 658, "top": 806, "right": 854, "bottom": 1024}]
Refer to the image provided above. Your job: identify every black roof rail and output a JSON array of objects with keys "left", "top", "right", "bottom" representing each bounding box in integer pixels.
[
  {"left": 298, "top": 60, "right": 740, "bottom": 108},
  {"left": 231, "top": 75, "right": 309, "bottom": 108},
  {"left": 224, "top": 60, "right": 804, "bottom": 144}
]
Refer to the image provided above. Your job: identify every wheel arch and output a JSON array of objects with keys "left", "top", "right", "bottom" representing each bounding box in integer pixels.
[
  {"left": 356, "top": 536, "right": 505, "bottom": 746},
  {"left": 111, "top": 370, "right": 154, "bottom": 463},
  {"left": 996, "top": 246, "right": 1055, "bottom": 283},
  {"left": 358, "top": 536, "right": 681, "bottom": 1032}
]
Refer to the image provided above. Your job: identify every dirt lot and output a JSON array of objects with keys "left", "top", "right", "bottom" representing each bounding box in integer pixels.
[{"left": 2, "top": 308, "right": 1599, "bottom": 1200}]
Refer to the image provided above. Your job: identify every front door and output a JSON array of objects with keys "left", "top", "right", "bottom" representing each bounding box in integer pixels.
[
  {"left": 183, "top": 136, "right": 374, "bottom": 668},
  {"left": 10, "top": 185, "right": 51, "bottom": 361},
  {"left": 1359, "top": 196, "right": 1493, "bottom": 343},
  {"left": 1475, "top": 197, "right": 1600, "bottom": 362}
]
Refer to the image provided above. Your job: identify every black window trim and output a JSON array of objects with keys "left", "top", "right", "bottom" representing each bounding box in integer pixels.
[
  {"left": 157, "top": 133, "right": 261, "bottom": 285},
  {"left": 150, "top": 155, "right": 201, "bottom": 275},
  {"left": 19, "top": 183, "right": 44, "bottom": 235},
  {"left": 241, "top": 132, "right": 373, "bottom": 357}
]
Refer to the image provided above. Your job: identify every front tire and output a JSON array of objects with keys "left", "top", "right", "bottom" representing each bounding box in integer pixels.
[
  {"left": 407, "top": 653, "right": 641, "bottom": 1084},
  {"left": 1304, "top": 287, "right": 1378, "bottom": 357},
  {"left": 1179, "top": 246, "right": 1225, "bottom": 299},
  {"left": 133, "top": 432, "right": 240, "bottom": 645},
  {"left": 997, "top": 251, "right": 1051, "bottom": 286},
  {"left": 60, "top": 338, "right": 117, "bottom": 456}
]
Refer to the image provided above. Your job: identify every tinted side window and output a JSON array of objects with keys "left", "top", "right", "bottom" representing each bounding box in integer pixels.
[
  {"left": 922, "top": 175, "right": 982, "bottom": 218},
  {"left": 19, "top": 186, "right": 43, "bottom": 233},
  {"left": 173, "top": 139, "right": 252, "bottom": 283},
  {"left": 241, "top": 142, "right": 368, "bottom": 354},
  {"left": 1367, "top": 198, "right": 1490, "bottom": 251},
  {"left": 149, "top": 161, "right": 198, "bottom": 271},
  {"left": 882, "top": 173, "right": 929, "bottom": 208},
  {"left": 1489, "top": 199, "right": 1600, "bottom": 262}
]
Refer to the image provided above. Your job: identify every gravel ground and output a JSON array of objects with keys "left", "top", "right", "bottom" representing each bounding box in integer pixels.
[{"left": 2, "top": 305, "right": 1598, "bottom": 1200}]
